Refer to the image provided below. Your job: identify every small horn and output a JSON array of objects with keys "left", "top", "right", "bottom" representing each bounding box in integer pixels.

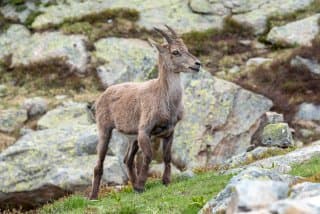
[
  {"left": 154, "top": 27, "right": 172, "bottom": 43},
  {"left": 165, "top": 24, "right": 177, "bottom": 38}
]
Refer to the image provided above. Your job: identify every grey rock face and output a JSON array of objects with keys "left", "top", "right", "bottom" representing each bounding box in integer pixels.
[
  {"left": 199, "top": 167, "right": 295, "bottom": 214},
  {"left": 236, "top": 141, "right": 320, "bottom": 174},
  {"left": 0, "top": 24, "right": 89, "bottom": 75},
  {"left": 0, "top": 124, "right": 128, "bottom": 209},
  {"left": 291, "top": 56, "right": 320, "bottom": 77},
  {"left": 37, "top": 102, "right": 93, "bottom": 129},
  {"left": 31, "top": 0, "right": 224, "bottom": 33},
  {"left": 93, "top": 38, "right": 157, "bottom": 88},
  {"left": 0, "top": 109, "right": 27, "bottom": 133},
  {"left": 295, "top": 103, "right": 320, "bottom": 121},
  {"left": 267, "top": 14, "right": 320, "bottom": 47},
  {"left": 229, "top": 180, "right": 289, "bottom": 213},
  {"left": 246, "top": 57, "right": 272, "bottom": 67},
  {"left": 22, "top": 97, "right": 48, "bottom": 117},
  {"left": 261, "top": 123, "right": 294, "bottom": 148},
  {"left": 221, "top": 146, "right": 287, "bottom": 170},
  {"left": 172, "top": 71, "right": 273, "bottom": 170}
]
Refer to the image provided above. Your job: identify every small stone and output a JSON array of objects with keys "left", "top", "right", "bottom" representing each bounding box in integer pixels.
[
  {"left": 22, "top": 97, "right": 48, "bottom": 117},
  {"left": 261, "top": 123, "right": 294, "bottom": 148},
  {"left": 291, "top": 56, "right": 320, "bottom": 77},
  {"left": 229, "top": 66, "right": 241, "bottom": 74},
  {"left": 0, "top": 109, "right": 28, "bottom": 133},
  {"left": 246, "top": 58, "right": 272, "bottom": 67}
]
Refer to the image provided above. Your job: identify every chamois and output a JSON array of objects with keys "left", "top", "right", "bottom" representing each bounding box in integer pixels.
[{"left": 89, "top": 25, "right": 201, "bottom": 199}]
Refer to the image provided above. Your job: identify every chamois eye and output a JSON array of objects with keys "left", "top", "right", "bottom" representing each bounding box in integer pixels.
[{"left": 172, "top": 50, "right": 180, "bottom": 56}]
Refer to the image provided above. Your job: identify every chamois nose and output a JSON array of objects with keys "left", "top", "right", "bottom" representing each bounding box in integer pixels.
[{"left": 195, "top": 61, "right": 201, "bottom": 67}]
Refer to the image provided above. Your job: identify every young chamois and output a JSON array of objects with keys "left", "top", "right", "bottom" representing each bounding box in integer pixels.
[{"left": 89, "top": 25, "right": 201, "bottom": 199}]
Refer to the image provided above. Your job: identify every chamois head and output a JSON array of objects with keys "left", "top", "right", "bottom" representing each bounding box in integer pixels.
[{"left": 149, "top": 25, "right": 201, "bottom": 73}]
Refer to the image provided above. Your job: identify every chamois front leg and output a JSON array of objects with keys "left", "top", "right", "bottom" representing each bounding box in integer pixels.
[
  {"left": 135, "top": 129, "right": 152, "bottom": 193},
  {"left": 162, "top": 131, "right": 174, "bottom": 186},
  {"left": 124, "top": 140, "right": 139, "bottom": 186}
]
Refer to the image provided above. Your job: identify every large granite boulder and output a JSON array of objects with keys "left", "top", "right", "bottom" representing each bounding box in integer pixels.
[
  {"left": 267, "top": 14, "right": 320, "bottom": 47},
  {"left": 31, "top": 0, "right": 223, "bottom": 33},
  {"left": 0, "top": 24, "right": 89, "bottom": 75},
  {"left": 94, "top": 37, "right": 157, "bottom": 88},
  {"left": 0, "top": 124, "right": 128, "bottom": 209},
  {"left": 172, "top": 71, "right": 273, "bottom": 169}
]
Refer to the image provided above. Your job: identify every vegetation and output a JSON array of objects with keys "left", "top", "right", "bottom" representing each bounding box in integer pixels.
[
  {"left": 290, "top": 155, "right": 320, "bottom": 182},
  {"left": 40, "top": 172, "right": 232, "bottom": 214}
]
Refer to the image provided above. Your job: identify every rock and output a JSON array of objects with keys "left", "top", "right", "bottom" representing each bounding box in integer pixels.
[
  {"left": 221, "top": 146, "right": 288, "bottom": 170},
  {"left": 246, "top": 57, "right": 272, "bottom": 67},
  {"left": 199, "top": 167, "right": 295, "bottom": 214},
  {"left": 31, "top": 0, "right": 224, "bottom": 33},
  {"left": 0, "top": 133, "right": 16, "bottom": 152},
  {"left": 172, "top": 71, "right": 273, "bottom": 170},
  {"left": 229, "top": 180, "right": 289, "bottom": 213},
  {"left": 236, "top": 141, "right": 320, "bottom": 174},
  {"left": 22, "top": 97, "right": 48, "bottom": 117},
  {"left": 228, "top": 66, "right": 241, "bottom": 74},
  {"left": 0, "top": 124, "right": 128, "bottom": 209},
  {"left": 230, "top": 0, "right": 313, "bottom": 34},
  {"left": 94, "top": 38, "right": 157, "bottom": 88},
  {"left": 267, "top": 14, "right": 320, "bottom": 47},
  {"left": 291, "top": 56, "right": 320, "bottom": 77},
  {"left": 0, "top": 109, "right": 27, "bottom": 133},
  {"left": 269, "top": 182, "right": 320, "bottom": 214},
  {"left": 37, "top": 102, "right": 93, "bottom": 129},
  {"left": 251, "top": 112, "right": 284, "bottom": 148},
  {"left": 0, "top": 84, "right": 7, "bottom": 97},
  {"left": 0, "top": 24, "right": 89, "bottom": 75},
  {"left": 295, "top": 103, "right": 320, "bottom": 121},
  {"left": 261, "top": 123, "right": 294, "bottom": 148}
]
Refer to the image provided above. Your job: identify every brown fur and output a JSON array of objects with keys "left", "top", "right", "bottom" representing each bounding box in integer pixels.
[{"left": 89, "top": 26, "right": 201, "bottom": 199}]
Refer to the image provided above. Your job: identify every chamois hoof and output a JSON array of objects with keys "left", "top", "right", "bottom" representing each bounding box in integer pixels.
[
  {"left": 133, "top": 187, "right": 145, "bottom": 193},
  {"left": 162, "top": 180, "right": 170, "bottom": 186}
]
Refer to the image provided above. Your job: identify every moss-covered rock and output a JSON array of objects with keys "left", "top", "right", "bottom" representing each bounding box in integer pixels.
[
  {"left": 172, "top": 71, "right": 273, "bottom": 170},
  {"left": 37, "top": 102, "right": 93, "bottom": 129},
  {"left": 261, "top": 123, "right": 294, "bottom": 148},
  {"left": 0, "top": 124, "right": 129, "bottom": 209},
  {"left": 31, "top": 0, "right": 224, "bottom": 33},
  {"left": 93, "top": 37, "right": 157, "bottom": 88},
  {"left": 0, "top": 24, "right": 89, "bottom": 75},
  {"left": 0, "top": 108, "right": 27, "bottom": 133},
  {"left": 267, "top": 14, "right": 320, "bottom": 47}
]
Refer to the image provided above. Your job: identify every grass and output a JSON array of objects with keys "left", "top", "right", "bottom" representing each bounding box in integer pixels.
[
  {"left": 40, "top": 172, "right": 232, "bottom": 214},
  {"left": 290, "top": 156, "right": 320, "bottom": 178}
]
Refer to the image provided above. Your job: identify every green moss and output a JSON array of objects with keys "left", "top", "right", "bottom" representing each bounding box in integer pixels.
[
  {"left": 9, "top": 0, "right": 25, "bottom": 5},
  {"left": 290, "top": 155, "right": 320, "bottom": 179},
  {"left": 40, "top": 172, "right": 232, "bottom": 214},
  {"left": 25, "top": 10, "right": 43, "bottom": 27},
  {"left": 64, "top": 8, "right": 139, "bottom": 24}
]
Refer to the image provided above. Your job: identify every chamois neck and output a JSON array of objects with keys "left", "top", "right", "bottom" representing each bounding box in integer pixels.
[{"left": 157, "top": 55, "right": 182, "bottom": 96}]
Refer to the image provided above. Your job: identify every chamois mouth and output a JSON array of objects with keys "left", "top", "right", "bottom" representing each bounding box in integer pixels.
[{"left": 189, "top": 66, "right": 200, "bottom": 72}]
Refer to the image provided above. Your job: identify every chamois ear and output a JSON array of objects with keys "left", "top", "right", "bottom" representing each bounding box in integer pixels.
[{"left": 147, "top": 38, "right": 166, "bottom": 53}]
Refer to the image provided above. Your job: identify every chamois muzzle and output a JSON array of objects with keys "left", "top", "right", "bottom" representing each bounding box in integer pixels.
[{"left": 189, "top": 61, "right": 201, "bottom": 72}]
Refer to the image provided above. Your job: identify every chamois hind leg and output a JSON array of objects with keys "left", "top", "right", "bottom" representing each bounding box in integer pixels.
[
  {"left": 135, "top": 129, "right": 152, "bottom": 193},
  {"left": 162, "top": 132, "right": 174, "bottom": 186},
  {"left": 89, "top": 125, "right": 113, "bottom": 200},
  {"left": 124, "top": 139, "right": 139, "bottom": 186}
]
